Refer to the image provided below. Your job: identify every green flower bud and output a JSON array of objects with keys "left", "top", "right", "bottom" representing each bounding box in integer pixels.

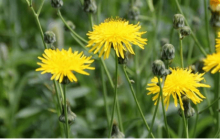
[
  {"left": 128, "top": 6, "right": 140, "bottom": 21},
  {"left": 161, "top": 44, "right": 175, "bottom": 60},
  {"left": 59, "top": 101, "right": 77, "bottom": 124},
  {"left": 189, "top": 65, "right": 196, "bottom": 74},
  {"left": 83, "top": 0, "right": 97, "bottom": 14},
  {"left": 178, "top": 96, "right": 195, "bottom": 118},
  {"left": 180, "top": 26, "right": 191, "bottom": 39},
  {"left": 51, "top": 0, "right": 63, "bottom": 8},
  {"left": 173, "top": 14, "right": 185, "bottom": 29},
  {"left": 111, "top": 121, "right": 125, "bottom": 138},
  {"left": 64, "top": 21, "right": 76, "bottom": 31},
  {"left": 152, "top": 60, "right": 167, "bottom": 77},
  {"left": 160, "top": 38, "right": 169, "bottom": 47},
  {"left": 44, "top": 31, "right": 56, "bottom": 44}
]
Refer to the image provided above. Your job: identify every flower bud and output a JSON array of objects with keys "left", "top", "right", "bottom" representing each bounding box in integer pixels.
[
  {"left": 173, "top": 14, "right": 185, "bottom": 29},
  {"left": 64, "top": 21, "right": 75, "bottom": 31},
  {"left": 180, "top": 26, "right": 191, "bottom": 39},
  {"left": 51, "top": 0, "right": 63, "bottom": 8},
  {"left": 44, "top": 31, "right": 56, "bottom": 44},
  {"left": 59, "top": 101, "right": 77, "bottom": 124},
  {"left": 161, "top": 44, "right": 175, "bottom": 61},
  {"left": 189, "top": 65, "right": 196, "bottom": 74},
  {"left": 83, "top": 0, "right": 97, "bottom": 14},
  {"left": 111, "top": 121, "right": 125, "bottom": 138},
  {"left": 152, "top": 60, "right": 167, "bottom": 77},
  {"left": 160, "top": 38, "right": 169, "bottom": 47},
  {"left": 128, "top": 6, "right": 140, "bottom": 21},
  {"left": 178, "top": 96, "right": 195, "bottom": 118}
]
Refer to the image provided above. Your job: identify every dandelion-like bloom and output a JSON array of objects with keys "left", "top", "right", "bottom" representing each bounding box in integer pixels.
[
  {"left": 86, "top": 17, "right": 147, "bottom": 59},
  {"left": 146, "top": 68, "right": 210, "bottom": 110},
  {"left": 203, "top": 52, "right": 220, "bottom": 73},
  {"left": 36, "top": 48, "right": 95, "bottom": 83},
  {"left": 216, "top": 32, "right": 220, "bottom": 52},
  {"left": 210, "top": 0, "right": 220, "bottom": 11}
]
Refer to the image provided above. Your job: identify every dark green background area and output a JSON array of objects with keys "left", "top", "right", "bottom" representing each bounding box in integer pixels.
[{"left": 0, "top": 0, "right": 217, "bottom": 137}]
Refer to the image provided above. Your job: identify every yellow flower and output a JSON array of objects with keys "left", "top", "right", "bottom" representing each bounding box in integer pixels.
[
  {"left": 216, "top": 32, "right": 220, "bottom": 52},
  {"left": 36, "top": 48, "right": 95, "bottom": 83},
  {"left": 86, "top": 17, "right": 147, "bottom": 59},
  {"left": 146, "top": 68, "right": 210, "bottom": 110},
  {"left": 203, "top": 52, "right": 220, "bottom": 74},
  {"left": 210, "top": 0, "right": 220, "bottom": 11}
]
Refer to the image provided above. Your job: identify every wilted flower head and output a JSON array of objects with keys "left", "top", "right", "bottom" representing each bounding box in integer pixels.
[
  {"left": 86, "top": 17, "right": 147, "bottom": 59},
  {"left": 147, "top": 68, "right": 210, "bottom": 110},
  {"left": 36, "top": 48, "right": 95, "bottom": 83}
]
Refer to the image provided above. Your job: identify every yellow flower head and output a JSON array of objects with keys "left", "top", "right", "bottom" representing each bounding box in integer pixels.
[
  {"left": 203, "top": 52, "right": 220, "bottom": 74},
  {"left": 146, "top": 68, "right": 210, "bottom": 110},
  {"left": 86, "top": 17, "right": 147, "bottom": 59},
  {"left": 210, "top": 0, "right": 220, "bottom": 11},
  {"left": 36, "top": 48, "right": 95, "bottom": 83},
  {"left": 216, "top": 32, "right": 220, "bottom": 52}
]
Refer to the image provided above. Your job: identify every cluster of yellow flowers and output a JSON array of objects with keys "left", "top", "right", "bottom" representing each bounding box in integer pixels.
[{"left": 36, "top": 17, "right": 217, "bottom": 111}]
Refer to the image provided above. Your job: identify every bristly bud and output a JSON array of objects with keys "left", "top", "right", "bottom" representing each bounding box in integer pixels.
[
  {"left": 111, "top": 121, "right": 125, "bottom": 138},
  {"left": 160, "top": 38, "right": 169, "bottom": 47},
  {"left": 83, "top": 0, "right": 97, "bottom": 14},
  {"left": 173, "top": 14, "right": 185, "bottom": 29},
  {"left": 161, "top": 44, "right": 175, "bottom": 61},
  {"left": 180, "top": 26, "right": 191, "bottom": 39},
  {"left": 152, "top": 60, "right": 167, "bottom": 77},
  {"left": 178, "top": 96, "right": 195, "bottom": 118},
  {"left": 51, "top": 0, "right": 63, "bottom": 8},
  {"left": 128, "top": 6, "right": 140, "bottom": 21},
  {"left": 59, "top": 101, "right": 77, "bottom": 124},
  {"left": 64, "top": 21, "right": 76, "bottom": 31},
  {"left": 44, "top": 31, "right": 56, "bottom": 44},
  {"left": 118, "top": 51, "right": 128, "bottom": 65},
  {"left": 189, "top": 65, "right": 196, "bottom": 74}
]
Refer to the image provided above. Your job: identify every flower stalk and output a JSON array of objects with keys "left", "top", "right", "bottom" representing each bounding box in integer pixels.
[{"left": 63, "top": 84, "right": 69, "bottom": 138}]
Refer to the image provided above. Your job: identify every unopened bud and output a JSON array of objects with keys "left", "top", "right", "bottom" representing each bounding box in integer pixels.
[
  {"left": 173, "top": 14, "right": 185, "bottom": 29},
  {"left": 152, "top": 60, "right": 167, "bottom": 77},
  {"left": 64, "top": 21, "right": 75, "bottom": 31},
  {"left": 51, "top": 0, "right": 63, "bottom": 8},
  {"left": 178, "top": 96, "right": 195, "bottom": 118},
  {"left": 59, "top": 101, "right": 77, "bottom": 124},
  {"left": 44, "top": 31, "right": 56, "bottom": 44},
  {"left": 161, "top": 44, "right": 175, "bottom": 60},
  {"left": 111, "top": 121, "right": 125, "bottom": 138},
  {"left": 128, "top": 6, "right": 140, "bottom": 21},
  {"left": 180, "top": 26, "right": 191, "bottom": 39},
  {"left": 83, "top": 0, "right": 97, "bottom": 13}
]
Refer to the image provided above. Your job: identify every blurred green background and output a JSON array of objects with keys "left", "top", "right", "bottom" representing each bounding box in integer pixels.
[{"left": 0, "top": 0, "right": 218, "bottom": 138}]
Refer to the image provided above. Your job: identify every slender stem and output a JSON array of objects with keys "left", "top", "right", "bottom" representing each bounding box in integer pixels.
[
  {"left": 148, "top": 93, "right": 161, "bottom": 138},
  {"left": 108, "top": 55, "right": 119, "bottom": 138},
  {"left": 37, "top": 0, "right": 45, "bottom": 16},
  {"left": 58, "top": 83, "right": 65, "bottom": 104},
  {"left": 146, "top": 0, "right": 154, "bottom": 12},
  {"left": 70, "top": 33, "right": 88, "bottom": 51},
  {"left": 204, "top": 0, "right": 212, "bottom": 53},
  {"left": 101, "top": 66, "right": 110, "bottom": 128},
  {"left": 53, "top": 80, "right": 62, "bottom": 113},
  {"left": 179, "top": 33, "right": 184, "bottom": 68},
  {"left": 89, "top": 13, "right": 94, "bottom": 30},
  {"left": 57, "top": 10, "right": 88, "bottom": 44},
  {"left": 174, "top": 0, "right": 207, "bottom": 56},
  {"left": 198, "top": 97, "right": 220, "bottom": 114},
  {"left": 157, "top": 76, "right": 170, "bottom": 138},
  {"left": 192, "top": 106, "right": 199, "bottom": 138},
  {"left": 214, "top": 129, "right": 220, "bottom": 138},
  {"left": 203, "top": 88, "right": 215, "bottom": 117},
  {"left": 63, "top": 84, "right": 69, "bottom": 138},
  {"left": 122, "top": 65, "right": 155, "bottom": 138}
]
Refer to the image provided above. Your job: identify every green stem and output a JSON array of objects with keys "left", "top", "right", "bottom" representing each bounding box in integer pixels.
[
  {"left": 108, "top": 55, "right": 119, "bottom": 138},
  {"left": 148, "top": 92, "right": 161, "bottom": 138},
  {"left": 70, "top": 33, "right": 88, "bottom": 51},
  {"left": 37, "top": 0, "right": 45, "bottom": 16},
  {"left": 192, "top": 106, "right": 199, "bottom": 138},
  {"left": 179, "top": 33, "right": 184, "bottom": 68},
  {"left": 204, "top": 0, "right": 212, "bottom": 53},
  {"left": 25, "top": 0, "right": 47, "bottom": 49},
  {"left": 89, "top": 13, "right": 94, "bottom": 30},
  {"left": 53, "top": 80, "right": 62, "bottom": 113},
  {"left": 157, "top": 76, "right": 170, "bottom": 138},
  {"left": 198, "top": 97, "right": 220, "bottom": 114},
  {"left": 57, "top": 10, "right": 88, "bottom": 44},
  {"left": 58, "top": 83, "right": 65, "bottom": 104},
  {"left": 174, "top": 0, "right": 207, "bottom": 56},
  {"left": 101, "top": 66, "right": 110, "bottom": 128},
  {"left": 63, "top": 84, "right": 69, "bottom": 138},
  {"left": 203, "top": 88, "right": 215, "bottom": 117},
  {"left": 122, "top": 65, "right": 155, "bottom": 138},
  {"left": 146, "top": 0, "right": 154, "bottom": 12},
  {"left": 214, "top": 129, "right": 220, "bottom": 138}
]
